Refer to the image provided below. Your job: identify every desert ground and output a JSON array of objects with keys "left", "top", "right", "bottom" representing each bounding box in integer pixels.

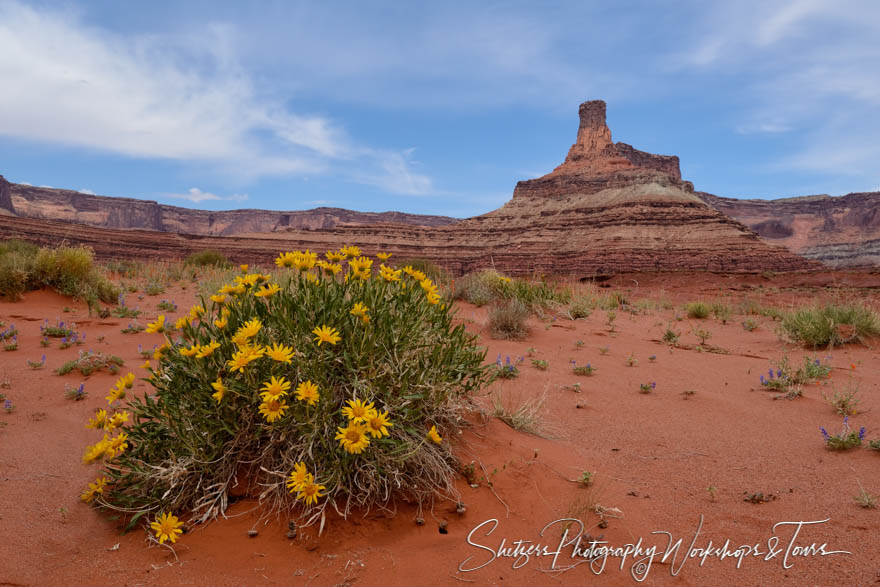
[{"left": 1, "top": 266, "right": 879, "bottom": 586}]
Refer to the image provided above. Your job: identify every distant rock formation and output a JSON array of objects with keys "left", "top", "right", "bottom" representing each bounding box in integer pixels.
[
  {"left": 0, "top": 101, "right": 820, "bottom": 275},
  {"left": 0, "top": 175, "right": 456, "bottom": 234},
  {"left": 698, "top": 191, "right": 880, "bottom": 267}
]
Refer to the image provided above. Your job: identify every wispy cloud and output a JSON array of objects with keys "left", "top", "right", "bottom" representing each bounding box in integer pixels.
[
  {"left": 0, "top": 1, "right": 431, "bottom": 195},
  {"left": 166, "top": 188, "right": 248, "bottom": 204},
  {"left": 78, "top": 188, "right": 95, "bottom": 195}
]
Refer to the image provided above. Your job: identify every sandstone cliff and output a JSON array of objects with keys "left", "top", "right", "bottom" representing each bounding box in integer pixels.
[
  {"left": 698, "top": 191, "right": 880, "bottom": 268},
  {"left": 0, "top": 176, "right": 456, "bottom": 234},
  {"left": 0, "top": 101, "right": 819, "bottom": 276}
]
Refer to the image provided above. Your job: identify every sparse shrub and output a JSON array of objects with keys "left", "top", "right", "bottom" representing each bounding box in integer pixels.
[
  {"left": 0, "top": 241, "right": 117, "bottom": 308},
  {"left": 455, "top": 269, "right": 569, "bottom": 310},
  {"left": 639, "top": 382, "right": 656, "bottom": 394},
  {"left": 662, "top": 326, "right": 680, "bottom": 345},
  {"left": 157, "top": 300, "right": 178, "bottom": 312},
  {"left": 144, "top": 282, "right": 165, "bottom": 296},
  {"left": 121, "top": 323, "right": 145, "bottom": 334},
  {"left": 27, "top": 355, "right": 46, "bottom": 370},
  {"left": 854, "top": 481, "right": 877, "bottom": 509},
  {"left": 568, "top": 296, "right": 594, "bottom": 319},
  {"left": 685, "top": 302, "right": 710, "bottom": 319},
  {"left": 531, "top": 359, "right": 549, "bottom": 371},
  {"left": 781, "top": 304, "right": 880, "bottom": 348},
  {"left": 598, "top": 346, "right": 610, "bottom": 355},
  {"left": 820, "top": 416, "right": 865, "bottom": 450},
  {"left": 742, "top": 319, "right": 758, "bottom": 332},
  {"left": 488, "top": 299, "right": 530, "bottom": 340},
  {"left": 56, "top": 350, "right": 124, "bottom": 376},
  {"left": 82, "top": 254, "right": 489, "bottom": 533},
  {"left": 625, "top": 353, "right": 638, "bottom": 367},
  {"left": 572, "top": 361, "right": 596, "bottom": 376},
  {"left": 694, "top": 328, "right": 712, "bottom": 345},
  {"left": 65, "top": 383, "right": 87, "bottom": 401},
  {"left": 822, "top": 369, "right": 861, "bottom": 416},
  {"left": 711, "top": 303, "right": 732, "bottom": 323},
  {"left": 184, "top": 250, "right": 232, "bottom": 269},
  {"left": 605, "top": 310, "right": 617, "bottom": 332}
]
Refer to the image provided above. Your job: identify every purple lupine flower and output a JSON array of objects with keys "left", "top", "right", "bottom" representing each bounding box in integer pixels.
[
  {"left": 587, "top": 363, "right": 592, "bottom": 369},
  {"left": 760, "top": 375, "right": 765, "bottom": 384},
  {"left": 859, "top": 427, "right": 866, "bottom": 441},
  {"left": 651, "top": 382, "right": 656, "bottom": 389},
  {"left": 776, "top": 369, "right": 783, "bottom": 378},
  {"left": 59, "top": 321, "right": 64, "bottom": 328},
  {"left": 505, "top": 356, "right": 511, "bottom": 365},
  {"left": 3, "top": 399, "right": 11, "bottom": 410},
  {"left": 41, "top": 354, "right": 46, "bottom": 363},
  {"left": 768, "top": 369, "right": 774, "bottom": 379},
  {"left": 820, "top": 427, "right": 830, "bottom": 441},
  {"left": 814, "top": 359, "right": 820, "bottom": 366},
  {"left": 496, "top": 354, "right": 502, "bottom": 366}
]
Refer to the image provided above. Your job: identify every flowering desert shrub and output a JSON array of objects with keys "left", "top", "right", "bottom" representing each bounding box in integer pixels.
[{"left": 81, "top": 248, "right": 489, "bottom": 532}]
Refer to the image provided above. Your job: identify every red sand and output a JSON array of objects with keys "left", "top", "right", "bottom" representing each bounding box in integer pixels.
[{"left": 1, "top": 280, "right": 878, "bottom": 586}]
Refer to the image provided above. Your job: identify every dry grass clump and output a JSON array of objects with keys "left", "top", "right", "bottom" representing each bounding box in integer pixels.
[{"left": 488, "top": 299, "right": 530, "bottom": 339}]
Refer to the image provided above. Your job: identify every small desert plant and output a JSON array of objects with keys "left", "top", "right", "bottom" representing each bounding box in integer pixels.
[
  {"left": 820, "top": 416, "right": 865, "bottom": 450},
  {"left": 184, "top": 250, "right": 231, "bottom": 269},
  {"left": 711, "top": 303, "right": 732, "bottom": 324},
  {"left": 868, "top": 439, "right": 880, "bottom": 452},
  {"left": 685, "top": 302, "right": 710, "bottom": 319},
  {"left": 157, "top": 299, "right": 178, "bottom": 312},
  {"left": 3, "top": 337, "right": 18, "bottom": 351},
  {"left": 605, "top": 310, "right": 617, "bottom": 332},
  {"left": 579, "top": 471, "right": 594, "bottom": 486},
  {"left": 693, "top": 328, "right": 712, "bottom": 346},
  {"left": 4, "top": 398, "right": 14, "bottom": 413},
  {"left": 488, "top": 299, "right": 530, "bottom": 340},
  {"left": 531, "top": 359, "right": 549, "bottom": 371},
  {"left": 27, "top": 355, "right": 46, "bottom": 370},
  {"left": 742, "top": 318, "right": 758, "bottom": 332},
  {"left": 662, "top": 326, "right": 680, "bottom": 345},
  {"left": 568, "top": 296, "right": 594, "bottom": 319},
  {"left": 781, "top": 304, "right": 880, "bottom": 348},
  {"left": 41, "top": 320, "right": 74, "bottom": 338},
  {"left": 625, "top": 352, "right": 638, "bottom": 367},
  {"left": 492, "top": 355, "right": 521, "bottom": 379},
  {"left": 121, "top": 323, "right": 145, "bottom": 334},
  {"left": 648, "top": 354, "right": 656, "bottom": 362},
  {"left": 56, "top": 351, "right": 124, "bottom": 376},
  {"left": 639, "top": 382, "right": 656, "bottom": 394},
  {"left": 571, "top": 361, "right": 596, "bottom": 376},
  {"left": 144, "top": 282, "right": 165, "bottom": 296},
  {"left": 65, "top": 383, "right": 88, "bottom": 401},
  {"left": 822, "top": 374, "right": 861, "bottom": 416},
  {"left": 598, "top": 346, "right": 610, "bottom": 355},
  {"left": 853, "top": 480, "right": 877, "bottom": 509}
]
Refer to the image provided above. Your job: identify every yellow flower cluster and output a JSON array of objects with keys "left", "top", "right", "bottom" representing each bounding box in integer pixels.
[
  {"left": 106, "top": 372, "right": 135, "bottom": 404},
  {"left": 286, "top": 462, "right": 326, "bottom": 506},
  {"left": 150, "top": 512, "right": 184, "bottom": 544},
  {"left": 348, "top": 256, "right": 373, "bottom": 280},
  {"left": 335, "top": 399, "right": 393, "bottom": 454},
  {"left": 275, "top": 250, "right": 317, "bottom": 272},
  {"left": 82, "top": 431, "right": 128, "bottom": 463}
]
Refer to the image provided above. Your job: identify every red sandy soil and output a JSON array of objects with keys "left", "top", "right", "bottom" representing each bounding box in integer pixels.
[{"left": 1, "top": 277, "right": 879, "bottom": 586}]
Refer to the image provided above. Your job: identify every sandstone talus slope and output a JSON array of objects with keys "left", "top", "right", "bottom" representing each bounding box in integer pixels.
[{"left": 699, "top": 191, "right": 880, "bottom": 268}]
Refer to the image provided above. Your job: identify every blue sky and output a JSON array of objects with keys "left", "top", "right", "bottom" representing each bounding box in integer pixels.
[{"left": 1, "top": 0, "right": 878, "bottom": 218}]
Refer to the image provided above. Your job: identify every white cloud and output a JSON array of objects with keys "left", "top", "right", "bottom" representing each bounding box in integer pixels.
[
  {"left": 0, "top": 1, "right": 431, "bottom": 195},
  {"left": 39, "top": 185, "right": 54, "bottom": 189},
  {"left": 166, "top": 188, "right": 248, "bottom": 204},
  {"left": 674, "top": 0, "right": 880, "bottom": 186},
  {"left": 78, "top": 188, "right": 95, "bottom": 195},
  {"left": 19, "top": 181, "right": 32, "bottom": 186}
]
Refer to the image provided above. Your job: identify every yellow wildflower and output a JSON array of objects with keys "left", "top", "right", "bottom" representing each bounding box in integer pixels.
[
  {"left": 312, "top": 325, "right": 341, "bottom": 346},
  {"left": 82, "top": 435, "right": 110, "bottom": 463},
  {"left": 376, "top": 252, "right": 392, "bottom": 261},
  {"left": 379, "top": 264, "right": 402, "bottom": 282},
  {"left": 174, "top": 316, "right": 192, "bottom": 330},
  {"left": 254, "top": 283, "right": 281, "bottom": 297},
  {"left": 265, "top": 342, "right": 295, "bottom": 364},
  {"left": 297, "top": 478, "right": 326, "bottom": 506},
  {"left": 195, "top": 341, "right": 221, "bottom": 358},
  {"left": 240, "top": 264, "right": 249, "bottom": 272},
  {"left": 286, "top": 463, "right": 311, "bottom": 493},
  {"left": 179, "top": 344, "right": 200, "bottom": 357},
  {"left": 211, "top": 377, "right": 225, "bottom": 403},
  {"left": 86, "top": 409, "right": 108, "bottom": 430},
  {"left": 80, "top": 476, "right": 109, "bottom": 503},
  {"left": 210, "top": 294, "right": 227, "bottom": 304},
  {"left": 335, "top": 422, "right": 370, "bottom": 454},
  {"left": 105, "top": 433, "right": 128, "bottom": 458},
  {"left": 150, "top": 512, "right": 184, "bottom": 545},
  {"left": 325, "top": 250, "right": 345, "bottom": 263},
  {"left": 350, "top": 302, "right": 370, "bottom": 324},
  {"left": 428, "top": 425, "right": 442, "bottom": 444},
  {"left": 294, "top": 380, "right": 320, "bottom": 406},
  {"left": 145, "top": 315, "right": 165, "bottom": 334},
  {"left": 258, "top": 397, "right": 288, "bottom": 423},
  {"left": 259, "top": 376, "right": 291, "bottom": 400},
  {"left": 365, "top": 410, "right": 393, "bottom": 439},
  {"left": 341, "top": 398, "right": 375, "bottom": 423}
]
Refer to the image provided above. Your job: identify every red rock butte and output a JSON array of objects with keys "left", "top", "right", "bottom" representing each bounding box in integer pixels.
[{"left": 0, "top": 100, "right": 819, "bottom": 275}]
